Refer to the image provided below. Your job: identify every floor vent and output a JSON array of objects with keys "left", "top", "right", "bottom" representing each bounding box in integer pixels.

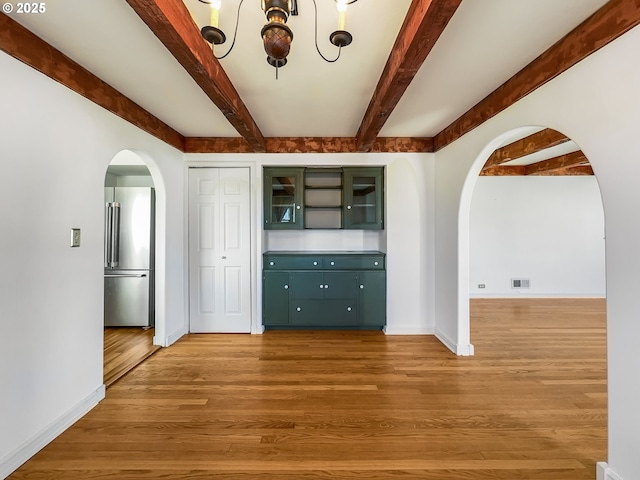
[{"left": 511, "top": 278, "right": 530, "bottom": 289}]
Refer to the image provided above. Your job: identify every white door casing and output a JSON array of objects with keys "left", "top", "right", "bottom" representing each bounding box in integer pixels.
[{"left": 188, "top": 168, "right": 251, "bottom": 333}]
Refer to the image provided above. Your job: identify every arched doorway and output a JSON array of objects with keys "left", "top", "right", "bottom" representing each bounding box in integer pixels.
[
  {"left": 103, "top": 149, "right": 166, "bottom": 386},
  {"left": 459, "top": 126, "right": 606, "bottom": 349}
]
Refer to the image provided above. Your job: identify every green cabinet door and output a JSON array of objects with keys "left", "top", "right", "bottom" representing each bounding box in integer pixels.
[
  {"left": 343, "top": 167, "right": 383, "bottom": 230},
  {"left": 263, "top": 271, "right": 290, "bottom": 325},
  {"left": 358, "top": 270, "right": 386, "bottom": 327},
  {"left": 323, "top": 272, "right": 358, "bottom": 299},
  {"left": 264, "top": 167, "right": 304, "bottom": 229},
  {"left": 290, "top": 272, "right": 325, "bottom": 299}
]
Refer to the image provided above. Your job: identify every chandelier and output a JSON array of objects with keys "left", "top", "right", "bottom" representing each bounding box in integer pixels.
[{"left": 197, "top": 0, "right": 358, "bottom": 77}]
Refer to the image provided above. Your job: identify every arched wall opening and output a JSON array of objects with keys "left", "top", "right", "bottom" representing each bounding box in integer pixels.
[
  {"left": 457, "top": 126, "right": 606, "bottom": 351},
  {"left": 103, "top": 149, "right": 167, "bottom": 352}
]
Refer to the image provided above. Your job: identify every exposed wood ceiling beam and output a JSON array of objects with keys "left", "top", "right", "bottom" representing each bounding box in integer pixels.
[
  {"left": 0, "top": 12, "right": 185, "bottom": 151},
  {"left": 480, "top": 151, "right": 593, "bottom": 176},
  {"left": 479, "top": 166, "right": 526, "bottom": 176},
  {"left": 483, "top": 129, "right": 570, "bottom": 170},
  {"left": 525, "top": 151, "right": 588, "bottom": 176},
  {"left": 125, "top": 0, "right": 267, "bottom": 153},
  {"left": 355, "top": 0, "right": 463, "bottom": 152},
  {"left": 434, "top": 0, "right": 640, "bottom": 151},
  {"left": 185, "top": 137, "right": 434, "bottom": 154},
  {"left": 481, "top": 164, "right": 594, "bottom": 176},
  {"left": 544, "top": 166, "right": 594, "bottom": 176}
]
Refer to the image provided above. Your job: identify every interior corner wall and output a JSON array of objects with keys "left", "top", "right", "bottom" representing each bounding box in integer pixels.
[
  {"left": 433, "top": 25, "right": 640, "bottom": 480},
  {"left": 469, "top": 176, "right": 605, "bottom": 297},
  {"left": 0, "top": 51, "right": 186, "bottom": 477}
]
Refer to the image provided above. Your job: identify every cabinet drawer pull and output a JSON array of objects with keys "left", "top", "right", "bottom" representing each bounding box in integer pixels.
[
  {"left": 284, "top": 285, "right": 289, "bottom": 289},
  {"left": 325, "top": 284, "right": 329, "bottom": 288},
  {"left": 269, "top": 261, "right": 275, "bottom": 266},
  {"left": 296, "top": 307, "right": 301, "bottom": 312},
  {"left": 347, "top": 205, "right": 352, "bottom": 210},
  {"left": 360, "top": 284, "right": 364, "bottom": 289},
  {"left": 330, "top": 261, "right": 335, "bottom": 266},
  {"left": 374, "top": 261, "right": 379, "bottom": 266},
  {"left": 320, "top": 285, "right": 324, "bottom": 289},
  {"left": 313, "top": 261, "right": 318, "bottom": 265},
  {"left": 347, "top": 307, "right": 352, "bottom": 312}
]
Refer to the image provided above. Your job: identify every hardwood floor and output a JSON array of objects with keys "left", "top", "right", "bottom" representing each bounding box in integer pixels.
[
  {"left": 11, "top": 299, "right": 606, "bottom": 479},
  {"left": 103, "top": 327, "right": 160, "bottom": 387}
]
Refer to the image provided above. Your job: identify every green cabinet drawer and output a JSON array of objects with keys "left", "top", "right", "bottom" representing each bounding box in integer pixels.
[
  {"left": 323, "top": 255, "right": 384, "bottom": 270},
  {"left": 290, "top": 300, "right": 357, "bottom": 326},
  {"left": 264, "top": 255, "right": 323, "bottom": 270}
]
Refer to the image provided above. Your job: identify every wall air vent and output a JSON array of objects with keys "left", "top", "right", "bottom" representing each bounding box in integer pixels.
[{"left": 511, "top": 278, "right": 530, "bottom": 289}]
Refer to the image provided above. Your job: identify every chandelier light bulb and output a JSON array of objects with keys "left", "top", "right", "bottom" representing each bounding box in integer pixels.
[
  {"left": 210, "top": 0, "right": 221, "bottom": 28},
  {"left": 336, "top": 1, "right": 347, "bottom": 31}
]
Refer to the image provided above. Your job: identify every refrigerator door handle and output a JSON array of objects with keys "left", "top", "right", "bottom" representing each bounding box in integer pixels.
[
  {"left": 110, "top": 202, "right": 121, "bottom": 268},
  {"left": 104, "top": 273, "right": 148, "bottom": 278},
  {"left": 104, "top": 203, "right": 112, "bottom": 268}
]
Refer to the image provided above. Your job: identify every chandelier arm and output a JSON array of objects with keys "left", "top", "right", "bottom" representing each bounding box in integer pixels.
[
  {"left": 312, "top": 0, "right": 341, "bottom": 63},
  {"left": 214, "top": 0, "right": 245, "bottom": 60}
]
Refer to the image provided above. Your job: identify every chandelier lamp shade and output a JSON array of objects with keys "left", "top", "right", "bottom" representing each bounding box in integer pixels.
[{"left": 197, "top": 0, "right": 358, "bottom": 75}]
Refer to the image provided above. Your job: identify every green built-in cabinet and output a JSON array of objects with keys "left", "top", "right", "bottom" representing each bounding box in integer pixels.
[
  {"left": 263, "top": 167, "right": 383, "bottom": 230},
  {"left": 263, "top": 251, "right": 386, "bottom": 329}
]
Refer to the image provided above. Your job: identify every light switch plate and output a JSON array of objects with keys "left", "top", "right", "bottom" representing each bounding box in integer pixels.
[{"left": 70, "top": 228, "right": 81, "bottom": 247}]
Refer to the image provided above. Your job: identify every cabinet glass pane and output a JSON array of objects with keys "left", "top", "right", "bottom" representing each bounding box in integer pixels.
[
  {"left": 350, "top": 176, "right": 377, "bottom": 224},
  {"left": 270, "top": 175, "right": 298, "bottom": 224}
]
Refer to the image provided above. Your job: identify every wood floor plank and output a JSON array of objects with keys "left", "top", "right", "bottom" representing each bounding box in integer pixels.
[
  {"left": 103, "top": 327, "right": 160, "bottom": 387},
  {"left": 10, "top": 299, "right": 607, "bottom": 479}
]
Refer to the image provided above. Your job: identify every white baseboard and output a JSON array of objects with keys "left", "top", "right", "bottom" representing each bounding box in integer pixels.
[
  {"left": 597, "top": 462, "right": 624, "bottom": 480},
  {"left": 251, "top": 324, "right": 265, "bottom": 334},
  {"left": 383, "top": 325, "right": 434, "bottom": 335},
  {"left": 0, "top": 385, "right": 105, "bottom": 480},
  {"left": 435, "top": 329, "right": 475, "bottom": 356},
  {"left": 156, "top": 326, "right": 188, "bottom": 347}
]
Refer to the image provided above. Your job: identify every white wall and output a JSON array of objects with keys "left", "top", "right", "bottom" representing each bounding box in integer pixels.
[
  {"left": 434, "top": 25, "right": 640, "bottom": 479},
  {"left": 0, "top": 51, "right": 186, "bottom": 477},
  {"left": 469, "top": 176, "right": 605, "bottom": 297}
]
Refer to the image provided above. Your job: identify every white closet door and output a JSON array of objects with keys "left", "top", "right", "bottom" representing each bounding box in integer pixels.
[{"left": 189, "top": 168, "right": 251, "bottom": 333}]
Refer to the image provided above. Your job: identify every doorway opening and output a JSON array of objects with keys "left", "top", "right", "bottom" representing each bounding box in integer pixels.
[
  {"left": 103, "top": 150, "right": 162, "bottom": 387},
  {"left": 460, "top": 126, "right": 606, "bottom": 350},
  {"left": 460, "top": 126, "right": 608, "bottom": 469}
]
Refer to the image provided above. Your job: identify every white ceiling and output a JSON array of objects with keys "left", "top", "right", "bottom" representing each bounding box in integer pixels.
[{"left": 8, "top": 0, "right": 609, "bottom": 139}]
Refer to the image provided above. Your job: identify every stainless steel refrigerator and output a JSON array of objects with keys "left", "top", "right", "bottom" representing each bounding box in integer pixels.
[{"left": 104, "top": 187, "right": 155, "bottom": 327}]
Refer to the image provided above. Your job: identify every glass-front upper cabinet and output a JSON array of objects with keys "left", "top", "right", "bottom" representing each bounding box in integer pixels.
[
  {"left": 264, "top": 168, "right": 304, "bottom": 229},
  {"left": 343, "top": 167, "right": 383, "bottom": 230}
]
